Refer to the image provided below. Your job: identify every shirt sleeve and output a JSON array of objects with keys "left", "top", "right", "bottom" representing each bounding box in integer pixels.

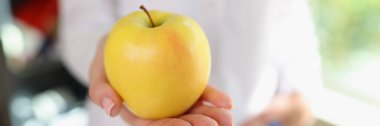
[
  {"left": 58, "top": 0, "right": 118, "bottom": 85},
  {"left": 264, "top": 0, "right": 323, "bottom": 96}
]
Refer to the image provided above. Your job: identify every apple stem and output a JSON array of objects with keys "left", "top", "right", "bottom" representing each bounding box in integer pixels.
[{"left": 140, "top": 5, "right": 156, "bottom": 27}]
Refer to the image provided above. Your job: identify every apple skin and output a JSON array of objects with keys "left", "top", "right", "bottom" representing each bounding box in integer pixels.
[{"left": 104, "top": 10, "right": 211, "bottom": 119}]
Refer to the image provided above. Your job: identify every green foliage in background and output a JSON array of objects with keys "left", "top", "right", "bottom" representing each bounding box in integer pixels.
[
  {"left": 312, "top": 0, "right": 380, "bottom": 67},
  {"left": 311, "top": 0, "right": 380, "bottom": 105}
]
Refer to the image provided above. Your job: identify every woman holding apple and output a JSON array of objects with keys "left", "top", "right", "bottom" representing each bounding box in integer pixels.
[{"left": 59, "top": 0, "right": 322, "bottom": 126}]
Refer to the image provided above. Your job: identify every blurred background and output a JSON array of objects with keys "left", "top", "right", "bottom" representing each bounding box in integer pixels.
[
  {"left": 312, "top": 0, "right": 380, "bottom": 107},
  {"left": 0, "top": 0, "right": 379, "bottom": 126},
  {"left": 0, "top": 0, "right": 87, "bottom": 126},
  {"left": 309, "top": 0, "right": 380, "bottom": 125}
]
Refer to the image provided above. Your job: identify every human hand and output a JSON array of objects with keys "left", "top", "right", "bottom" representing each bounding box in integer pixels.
[{"left": 88, "top": 38, "right": 234, "bottom": 126}]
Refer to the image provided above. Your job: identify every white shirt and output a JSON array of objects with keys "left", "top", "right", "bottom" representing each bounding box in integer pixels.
[{"left": 59, "top": 0, "right": 322, "bottom": 125}]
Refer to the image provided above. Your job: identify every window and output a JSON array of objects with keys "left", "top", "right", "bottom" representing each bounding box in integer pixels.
[
  {"left": 312, "top": 0, "right": 380, "bottom": 107},
  {"left": 310, "top": 0, "right": 380, "bottom": 125}
]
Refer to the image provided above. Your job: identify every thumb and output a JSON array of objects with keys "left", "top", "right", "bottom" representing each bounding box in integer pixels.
[
  {"left": 89, "top": 80, "right": 123, "bottom": 117},
  {"left": 88, "top": 38, "right": 123, "bottom": 117},
  {"left": 201, "top": 85, "right": 233, "bottom": 109}
]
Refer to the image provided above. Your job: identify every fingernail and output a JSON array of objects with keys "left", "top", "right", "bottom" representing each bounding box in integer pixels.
[{"left": 102, "top": 97, "right": 115, "bottom": 116}]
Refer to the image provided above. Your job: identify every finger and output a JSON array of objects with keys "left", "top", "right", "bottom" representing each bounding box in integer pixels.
[
  {"left": 179, "top": 114, "right": 218, "bottom": 126},
  {"left": 119, "top": 106, "right": 151, "bottom": 126},
  {"left": 189, "top": 104, "right": 234, "bottom": 126},
  {"left": 88, "top": 38, "right": 123, "bottom": 117},
  {"left": 201, "top": 85, "right": 233, "bottom": 109},
  {"left": 88, "top": 81, "right": 123, "bottom": 117},
  {"left": 120, "top": 107, "right": 191, "bottom": 126},
  {"left": 148, "top": 119, "right": 192, "bottom": 126}
]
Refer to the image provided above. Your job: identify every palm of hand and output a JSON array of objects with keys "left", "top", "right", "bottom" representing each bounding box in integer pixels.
[{"left": 120, "top": 87, "right": 233, "bottom": 126}]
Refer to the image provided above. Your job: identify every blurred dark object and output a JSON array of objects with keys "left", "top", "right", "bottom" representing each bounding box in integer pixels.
[
  {"left": 7, "top": 59, "right": 87, "bottom": 126},
  {"left": 0, "top": 0, "right": 14, "bottom": 125},
  {"left": 11, "top": 60, "right": 87, "bottom": 103},
  {"left": 0, "top": 38, "right": 11, "bottom": 126}
]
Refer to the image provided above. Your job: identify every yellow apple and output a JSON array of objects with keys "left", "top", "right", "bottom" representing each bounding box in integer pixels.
[{"left": 104, "top": 6, "right": 211, "bottom": 119}]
